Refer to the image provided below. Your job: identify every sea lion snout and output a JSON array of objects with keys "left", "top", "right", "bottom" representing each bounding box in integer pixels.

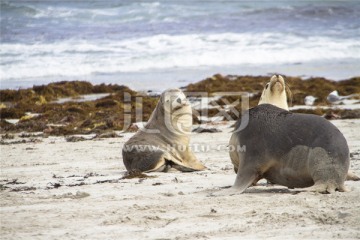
[
  {"left": 173, "top": 97, "right": 190, "bottom": 111},
  {"left": 270, "top": 75, "right": 285, "bottom": 92},
  {"left": 270, "top": 74, "right": 283, "bottom": 84},
  {"left": 176, "top": 97, "right": 189, "bottom": 105}
]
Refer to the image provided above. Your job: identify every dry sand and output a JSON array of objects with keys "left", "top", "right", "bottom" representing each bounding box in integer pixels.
[{"left": 1, "top": 119, "right": 360, "bottom": 239}]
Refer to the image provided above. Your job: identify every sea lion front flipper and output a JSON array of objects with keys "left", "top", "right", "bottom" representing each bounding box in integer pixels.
[
  {"left": 210, "top": 166, "right": 258, "bottom": 197},
  {"left": 233, "top": 166, "right": 259, "bottom": 193}
]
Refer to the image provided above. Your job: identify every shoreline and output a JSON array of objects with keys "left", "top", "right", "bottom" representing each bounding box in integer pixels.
[{"left": 1, "top": 60, "right": 360, "bottom": 91}]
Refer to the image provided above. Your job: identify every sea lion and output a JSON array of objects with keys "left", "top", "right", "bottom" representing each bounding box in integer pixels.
[
  {"left": 258, "top": 74, "right": 289, "bottom": 110},
  {"left": 258, "top": 75, "right": 359, "bottom": 181},
  {"left": 122, "top": 88, "right": 205, "bottom": 172},
  {"left": 229, "top": 104, "right": 350, "bottom": 193}
]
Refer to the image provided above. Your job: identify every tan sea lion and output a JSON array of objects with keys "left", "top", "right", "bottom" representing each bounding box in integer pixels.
[
  {"left": 122, "top": 88, "right": 205, "bottom": 172},
  {"left": 258, "top": 74, "right": 359, "bottom": 181},
  {"left": 229, "top": 104, "right": 350, "bottom": 193}
]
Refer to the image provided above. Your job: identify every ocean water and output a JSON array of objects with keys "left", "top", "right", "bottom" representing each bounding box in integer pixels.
[{"left": 1, "top": 0, "right": 360, "bottom": 90}]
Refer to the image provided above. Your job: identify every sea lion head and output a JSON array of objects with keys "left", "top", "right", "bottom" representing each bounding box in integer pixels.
[
  {"left": 161, "top": 88, "right": 190, "bottom": 113},
  {"left": 258, "top": 74, "right": 289, "bottom": 110},
  {"left": 158, "top": 88, "right": 192, "bottom": 135},
  {"left": 269, "top": 74, "right": 285, "bottom": 94}
]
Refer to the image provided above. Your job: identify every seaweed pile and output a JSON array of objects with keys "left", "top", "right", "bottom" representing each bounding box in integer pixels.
[
  {"left": 186, "top": 74, "right": 360, "bottom": 119},
  {"left": 1, "top": 76, "right": 359, "bottom": 135},
  {"left": 0, "top": 81, "right": 158, "bottom": 135},
  {"left": 186, "top": 74, "right": 360, "bottom": 106}
]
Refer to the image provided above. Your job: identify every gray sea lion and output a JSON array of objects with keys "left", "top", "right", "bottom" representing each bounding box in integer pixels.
[
  {"left": 122, "top": 88, "right": 205, "bottom": 172},
  {"left": 229, "top": 104, "right": 350, "bottom": 193},
  {"left": 258, "top": 75, "right": 359, "bottom": 181}
]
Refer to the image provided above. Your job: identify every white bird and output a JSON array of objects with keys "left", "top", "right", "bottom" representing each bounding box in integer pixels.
[
  {"left": 304, "top": 96, "right": 317, "bottom": 106},
  {"left": 327, "top": 90, "right": 359, "bottom": 104},
  {"left": 327, "top": 90, "right": 341, "bottom": 103}
]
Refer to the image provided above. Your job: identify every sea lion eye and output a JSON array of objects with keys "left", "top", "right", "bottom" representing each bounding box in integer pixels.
[{"left": 265, "top": 83, "right": 269, "bottom": 89}]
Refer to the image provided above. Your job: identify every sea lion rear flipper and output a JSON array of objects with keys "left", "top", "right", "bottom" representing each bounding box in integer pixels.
[
  {"left": 168, "top": 149, "right": 206, "bottom": 172},
  {"left": 346, "top": 171, "right": 360, "bottom": 181},
  {"left": 186, "top": 149, "right": 206, "bottom": 170},
  {"left": 298, "top": 182, "right": 351, "bottom": 194},
  {"left": 168, "top": 156, "right": 206, "bottom": 172}
]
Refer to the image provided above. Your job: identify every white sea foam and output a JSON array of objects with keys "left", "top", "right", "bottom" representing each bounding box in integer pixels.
[{"left": 1, "top": 32, "right": 359, "bottom": 81}]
